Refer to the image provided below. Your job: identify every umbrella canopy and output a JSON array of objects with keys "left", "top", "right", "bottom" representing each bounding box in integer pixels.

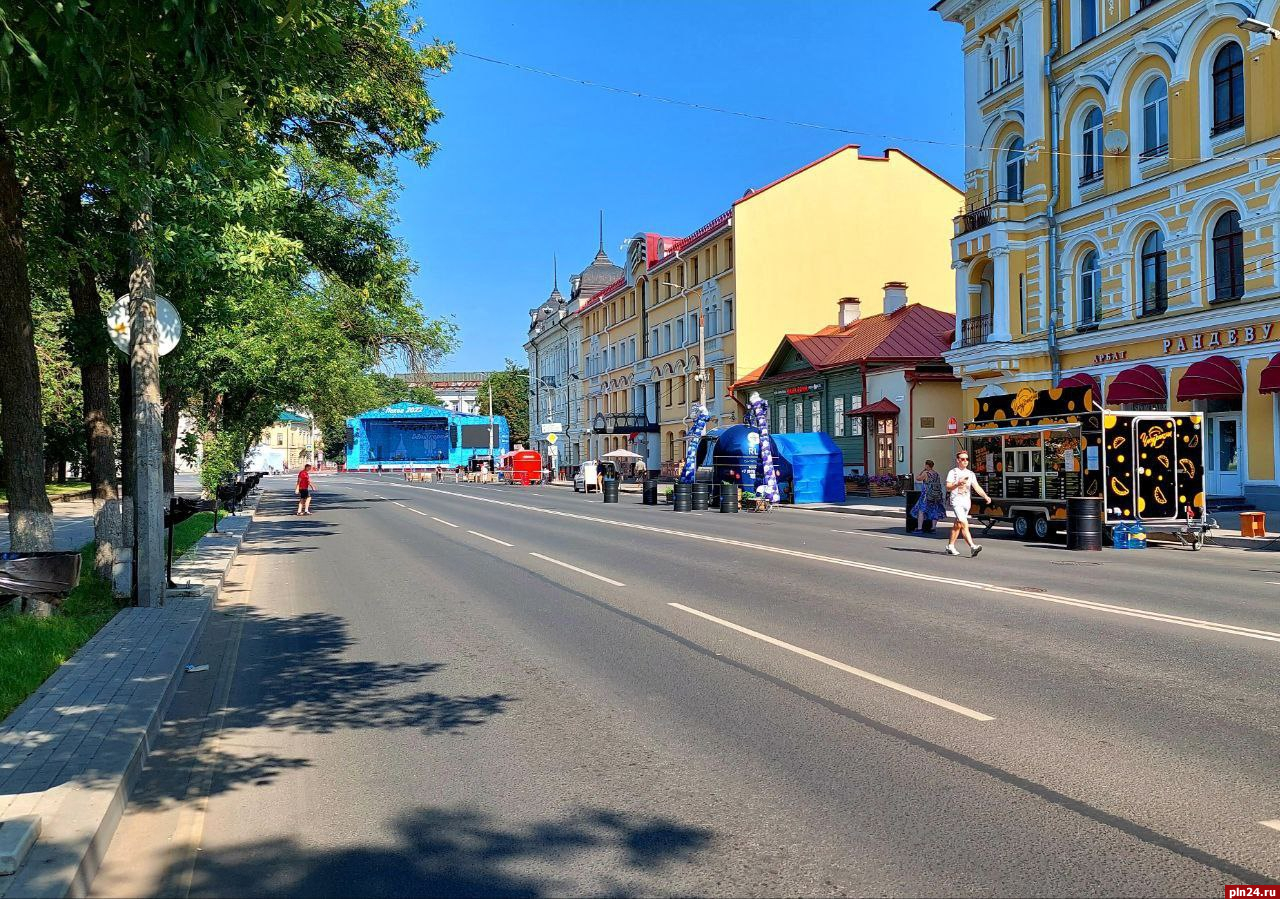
[{"left": 602, "top": 449, "right": 642, "bottom": 459}]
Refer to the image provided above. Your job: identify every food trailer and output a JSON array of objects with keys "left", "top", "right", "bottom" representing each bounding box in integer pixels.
[
  {"left": 500, "top": 449, "right": 543, "bottom": 486},
  {"left": 937, "top": 385, "right": 1209, "bottom": 546}
]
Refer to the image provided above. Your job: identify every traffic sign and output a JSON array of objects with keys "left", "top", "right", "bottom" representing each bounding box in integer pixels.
[
  {"left": 547, "top": 433, "right": 558, "bottom": 445},
  {"left": 106, "top": 295, "right": 183, "bottom": 356}
]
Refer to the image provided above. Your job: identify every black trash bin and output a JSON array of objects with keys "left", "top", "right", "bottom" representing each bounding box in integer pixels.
[
  {"left": 642, "top": 479, "right": 658, "bottom": 505},
  {"left": 672, "top": 482, "right": 692, "bottom": 512},
  {"left": 719, "top": 485, "right": 739, "bottom": 513},
  {"left": 0, "top": 551, "right": 82, "bottom": 604},
  {"left": 691, "top": 482, "right": 710, "bottom": 511},
  {"left": 602, "top": 478, "right": 620, "bottom": 504},
  {"left": 1067, "top": 496, "right": 1104, "bottom": 551}
]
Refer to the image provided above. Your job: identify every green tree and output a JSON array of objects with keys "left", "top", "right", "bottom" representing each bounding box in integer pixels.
[{"left": 478, "top": 361, "right": 531, "bottom": 449}]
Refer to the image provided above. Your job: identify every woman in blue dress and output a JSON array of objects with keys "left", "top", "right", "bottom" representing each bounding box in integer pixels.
[{"left": 911, "top": 459, "right": 946, "bottom": 531}]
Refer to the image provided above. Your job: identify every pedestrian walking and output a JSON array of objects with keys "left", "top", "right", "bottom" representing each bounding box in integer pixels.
[
  {"left": 635, "top": 457, "right": 647, "bottom": 482},
  {"left": 910, "top": 459, "right": 946, "bottom": 532},
  {"left": 295, "top": 463, "right": 314, "bottom": 516},
  {"left": 944, "top": 450, "right": 990, "bottom": 557}
]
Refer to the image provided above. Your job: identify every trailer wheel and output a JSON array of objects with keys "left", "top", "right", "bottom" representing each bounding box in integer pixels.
[
  {"left": 1033, "top": 515, "right": 1052, "bottom": 540},
  {"left": 1012, "top": 513, "right": 1032, "bottom": 539}
]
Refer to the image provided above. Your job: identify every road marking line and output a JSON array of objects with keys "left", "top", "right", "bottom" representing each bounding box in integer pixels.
[
  {"left": 431, "top": 516, "right": 459, "bottom": 528},
  {"left": 833, "top": 529, "right": 903, "bottom": 540},
  {"left": 392, "top": 483, "right": 1280, "bottom": 645},
  {"left": 392, "top": 501, "right": 407, "bottom": 507},
  {"left": 669, "top": 602, "right": 994, "bottom": 722},
  {"left": 468, "top": 530, "right": 514, "bottom": 548},
  {"left": 1261, "top": 820, "right": 1280, "bottom": 833},
  {"left": 528, "top": 552, "right": 625, "bottom": 587}
]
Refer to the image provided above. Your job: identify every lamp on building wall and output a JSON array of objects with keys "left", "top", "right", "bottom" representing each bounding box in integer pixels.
[{"left": 1239, "top": 16, "right": 1280, "bottom": 39}]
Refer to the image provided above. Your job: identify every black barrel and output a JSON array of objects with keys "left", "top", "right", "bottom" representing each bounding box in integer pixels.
[
  {"left": 719, "top": 485, "right": 739, "bottom": 513},
  {"left": 642, "top": 479, "right": 658, "bottom": 505},
  {"left": 905, "top": 490, "right": 921, "bottom": 532},
  {"left": 602, "top": 478, "right": 620, "bottom": 504},
  {"left": 1066, "top": 496, "right": 1103, "bottom": 551},
  {"left": 672, "top": 482, "right": 693, "bottom": 512},
  {"left": 691, "top": 482, "right": 710, "bottom": 511}
]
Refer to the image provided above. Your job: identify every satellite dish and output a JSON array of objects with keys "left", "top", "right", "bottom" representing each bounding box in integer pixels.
[
  {"left": 1103, "top": 129, "right": 1129, "bottom": 154},
  {"left": 106, "top": 295, "right": 183, "bottom": 356}
]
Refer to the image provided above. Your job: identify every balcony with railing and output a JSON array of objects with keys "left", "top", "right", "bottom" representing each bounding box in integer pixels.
[
  {"left": 954, "top": 189, "right": 1024, "bottom": 237},
  {"left": 960, "top": 313, "right": 993, "bottom": 347}
]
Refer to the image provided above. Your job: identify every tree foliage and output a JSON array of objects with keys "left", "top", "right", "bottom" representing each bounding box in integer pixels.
[{"left": 478, "top": 361, "right": 531, "bottom": 449}]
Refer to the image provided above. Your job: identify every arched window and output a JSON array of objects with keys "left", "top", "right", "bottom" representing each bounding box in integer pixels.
[
  {"left": 1079, "top": 249, "right": 1101, "bottom": 327},
  {"left": 985, "top": 44, "right": 997, "bottom": 94},
  {"left": 1081, "top": 0, "right": 1099, "bottom": 42},
  {"left": 1004, "top": 137, "right": 1025, "bottom": 201},
  {"left": 1141, "top": 78, "right": 1169, "bottom": 159},
  {"left": 1212, "top": 210, "right": 1244, "bottom": 302},
  {"left": 1211, "top": 43, "right": 1245, "bottom": 136},
  {"left": 1140, "top": 230, "right": 1168, "bottom": 315},
  {"left": 1081, "top": 106, "right": 1104, "bottom": 185},
  {"left": 1001, "top": 36, "right": 1012, "bottom": 84}
]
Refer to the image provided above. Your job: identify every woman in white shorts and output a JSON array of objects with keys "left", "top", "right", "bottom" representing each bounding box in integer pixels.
[{"left": 945, "top": 449, "right": 991, "bottom": 557}]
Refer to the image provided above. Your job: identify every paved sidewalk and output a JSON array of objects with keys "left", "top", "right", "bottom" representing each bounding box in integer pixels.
[{"left": 0, "top": 497, "right": 259, "bottom": 898}]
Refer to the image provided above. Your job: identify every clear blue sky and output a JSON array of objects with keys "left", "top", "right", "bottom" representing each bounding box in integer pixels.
[{"left": 398, "top": 1, "right": 966, "bottom": 372}]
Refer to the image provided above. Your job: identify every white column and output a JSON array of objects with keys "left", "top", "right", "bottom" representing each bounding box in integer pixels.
[
  {"left": 990, "top": 247, "right": 1013, "bottom": 342},
  {"left": 952, "top": 259, "right": 969, "bottom": 350},
  {"left": 962, "top": 38, "right": 984, "bottom": 174},
  {"left": 1020, "top": 2, "right": 1046, "bottom": 149}
]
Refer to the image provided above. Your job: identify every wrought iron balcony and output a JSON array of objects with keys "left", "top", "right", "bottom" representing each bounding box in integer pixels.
[{"left": 960, "top": 313, "right": 993, "bottom": 347}]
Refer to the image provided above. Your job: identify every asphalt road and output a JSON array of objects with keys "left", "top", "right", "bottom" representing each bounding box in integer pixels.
[{"left": 91, "top": 474, "right": 1280, "bottom": 897}]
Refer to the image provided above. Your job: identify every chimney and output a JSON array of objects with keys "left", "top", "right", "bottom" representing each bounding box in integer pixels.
[
  {"left": 837, "top": 297, "right": 861, "bottom": 327},
  {"left": 883, "top": 281, "right": 909, "bottom": 314}
]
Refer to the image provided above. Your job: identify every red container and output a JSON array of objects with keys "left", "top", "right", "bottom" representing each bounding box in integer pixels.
[{"left": 500, "top": 450, "right": 543, "bottom": 486}]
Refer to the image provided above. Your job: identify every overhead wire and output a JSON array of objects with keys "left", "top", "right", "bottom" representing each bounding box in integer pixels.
[{"left": 454, "top": 48, "right": 1280, "bottom": 166}]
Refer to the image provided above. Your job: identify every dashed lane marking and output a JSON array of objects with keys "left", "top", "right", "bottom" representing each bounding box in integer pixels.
[
  {"left": 1261, "top": 820, "right": 1280, "bottom": 833},
  {"left": 431, "top": 517, "right": 459, "bottom": 528},
  {"left": 528, "top": 552, "right": 625, "bottom": 587},
  {"left": 378, "top": 482, "right": 1280, "bottom": 646},
  {"left": 669, "top": 602, "right": 994, "bottom": 721},
  {"left": 833, "top": 529, "right": 903, "bottom": 540},
  {"left": 468, "top": 530, "right": 514, "bottom": 548}
]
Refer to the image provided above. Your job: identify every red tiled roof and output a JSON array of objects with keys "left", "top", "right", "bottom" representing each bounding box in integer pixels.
[
  {"left": 670, "top": 211, "right": 732, "bottom": 254},
  {"left": 847, "top": 398, "right": 901, "bottom": 416}
]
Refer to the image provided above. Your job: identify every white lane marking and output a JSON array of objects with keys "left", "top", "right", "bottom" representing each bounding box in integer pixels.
[
  {"left": 468, "top": 530, "right": 514, "bottom": 548},
  {"left": 431, "top": 517, "right": 459, "bottom": 528},
  {"left": 1261, "top": 819, "right": 1280, "bottom": 833},
  {"left": 386, "top": 483, "right": 1280, "bottom": 645},
  {"left": 1267, "top": 582, "right": 1280, "bottom": 586},
  {"left": 392, "top": 501, "right": 407, "bottom": 507},
  {"left": 833, "top": 529, "right": 903, "bottom": 540},
  {"left": 528, "top": 552, "right": 625, "bottom": 587},
  {"left": 669, "top": 602, "right": 994, "bottom": 722}
]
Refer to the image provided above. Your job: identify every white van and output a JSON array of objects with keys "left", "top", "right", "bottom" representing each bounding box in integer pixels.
[{"left": 574, "top": 460, "right": 598, "bottom": 493}]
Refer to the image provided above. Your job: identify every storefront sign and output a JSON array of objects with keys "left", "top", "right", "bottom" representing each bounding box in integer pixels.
[
  {"left": 920, "top": 416, "right": 935, "bottom": 428},
  {"left": 784, "top": 383, "right": 822, "bottom": 395},
  {"left": 1095, "top": 350, "right": 1127, "bottom": 364},
  {"left": 1162, "top": 323, "right": 1275, "bottom": 354}
]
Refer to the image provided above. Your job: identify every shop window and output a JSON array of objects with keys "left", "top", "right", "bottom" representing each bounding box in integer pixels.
[
  {"left": 1211, "top": 43, "right": 1245, "bottom": 137},
  {"left": 1079, "top": 249, "right": 1101, "bottom": 328},
  {"left": 1003, "top": 137, "right": 1024, "bottom": 201},
  {"left": 1141, "top": 78, "right": 1169, "bottom": 159},
  {"left": 1212, "top": 210, "right": 1244, "bottom": 302},
  {"left": 1140, "top": 230, "right": 1168, "bottom": 315}
]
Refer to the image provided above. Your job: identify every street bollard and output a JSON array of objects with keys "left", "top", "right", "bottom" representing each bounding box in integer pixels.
[
  {"left": 691, "top": 482, "right": 710, "bottom": 511},
  {"left": 642, "top": 479, "right": 658, "bottom": 505},
  {"left": 672, "top": 482, "right": 692, "bottom": 512},
  {"left": 602, "top": 478, "right": 620, "bottom": 504}
]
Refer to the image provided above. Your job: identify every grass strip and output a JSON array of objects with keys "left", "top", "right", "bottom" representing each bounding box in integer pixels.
[
  {"left": 0, "top": 509, "right": 221, "bottom": 721},
  {"left": 0, "top": 481, "right": 91, "bottom": 504}
]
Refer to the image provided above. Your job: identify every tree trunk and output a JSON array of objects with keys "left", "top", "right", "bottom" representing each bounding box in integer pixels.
[
  {"left": 0, "top": 128, "right": 53, "bottom": 550},
  {"left": 162, "top": 384, "right": 180, "bottom": 497},
  {"left": 64, "top": 188, "right": 122, "bottom": 583},
  {"left": 118, "top": 356, "right": 135, "bottom": 552},
  {"left": 128, "top": 160, "right": 164, "bottom": 607}
]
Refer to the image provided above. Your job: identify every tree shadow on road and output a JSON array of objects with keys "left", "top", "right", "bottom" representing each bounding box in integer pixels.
[
  {"left": 124, "top": 604, "right": 515, "bottom": 812},
  {"left": 158, "top": 805, "right": 715, "bottom": 898}
]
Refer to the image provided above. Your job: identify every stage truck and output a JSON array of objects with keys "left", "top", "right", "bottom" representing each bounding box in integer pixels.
[{"left": 930, "top": 385, "right": 1209, "bottom": 546}]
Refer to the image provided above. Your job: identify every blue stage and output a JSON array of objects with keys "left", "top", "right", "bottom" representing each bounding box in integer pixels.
[{"left": 345, "top": 402, "right": 510, "bottom": 469}]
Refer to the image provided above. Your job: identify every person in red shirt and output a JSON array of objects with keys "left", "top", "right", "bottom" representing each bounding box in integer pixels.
[{"left": 295, "top": 463, "right": 314, "bottom": 516}]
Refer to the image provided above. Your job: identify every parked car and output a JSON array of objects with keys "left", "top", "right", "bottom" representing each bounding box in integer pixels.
[{"left": 573, "top": 460, "right": 618, "bottom": 492}]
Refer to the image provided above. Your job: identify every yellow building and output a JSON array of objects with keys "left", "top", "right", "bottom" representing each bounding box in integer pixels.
[
  {"left": 578, "top": 146, "right": 961, "bottom": 473},
  {"left": 936, "top": 0, "right": 1280, "bottom": 508},
  {"left": 259, "top": 411, "right": 315, "bottom": 470}
]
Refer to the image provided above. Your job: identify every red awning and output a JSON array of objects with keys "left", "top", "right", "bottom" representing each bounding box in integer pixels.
[
  {"left": 847, "top": 398, "right": 901, "bottom": 416},
  {"left": 1176, "top": 354, "right": 1243, "bottom": 401},
  {"left": 1059, "top": 372, "right": 1100, "bottom": 400},
  {"left": 1259, "top": 353, "right": 1280, "bottom": 394},
  {"left": 1106, "top": 363, "right": 1167, "bottom": 405}
]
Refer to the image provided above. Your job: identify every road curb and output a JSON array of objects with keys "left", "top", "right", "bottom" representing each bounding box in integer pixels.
[{"left": 0, "top": 492, "right": 263, "bottom": 898}]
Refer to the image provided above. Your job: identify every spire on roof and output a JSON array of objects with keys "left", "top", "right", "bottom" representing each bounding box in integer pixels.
[{"left": 547, "top": 254, "right": 564, "bottom": 303}]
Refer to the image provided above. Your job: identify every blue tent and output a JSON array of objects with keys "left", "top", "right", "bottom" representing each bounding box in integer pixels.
[{"left": 771, "top": 433, "right": 846, "bottom": 504}]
